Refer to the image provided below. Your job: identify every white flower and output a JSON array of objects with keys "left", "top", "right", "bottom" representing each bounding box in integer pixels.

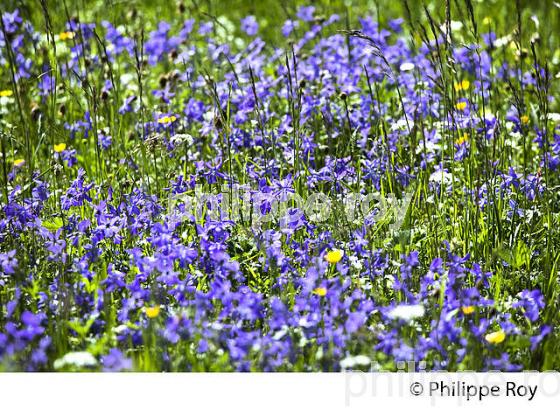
[
  {"left": 450, "top": 21, "right": 463, "bottom": 31},
  {"left": 273, "top": 326, "right": 289, "bottom": 341},
  {"left": 429, "top": 169, "right": 452, "bottom": 185},
  {"left": 349, "top": 255, "right": 363, "bottom": 270},
  {"left": 203, "top": 110, "right": 216, "bottom": 122},
  {"left": 171, "top": 133, "right": 194, "bottom": 145},
  {"left": 387, "top": 304, "right": 425, "bottom": 322},
  {"left": 399, "top": 62, "right": 415, "bottom": 72},
  {"left": 340, "top": 355, "right": 371, "bottom": 369},
  {"left": 494, "top": 34, "right": 513, "bottom": 48},
  {"left": 391, "top": 118, "right": 411, "bottom": 131},
  {"left": 440, "top": 21, "right": 463, "bottom": 32},
  {"left": 54, "top": 351, "right": 97, "bottom": 369},
  {"left": 120, "top": 72, "right": 136, "bottom": 87},
  {"left": 415, "top": 139, "right": 440, "bottom": 154}
]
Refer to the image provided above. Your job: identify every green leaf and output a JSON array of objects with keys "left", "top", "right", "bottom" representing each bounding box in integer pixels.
[{"left": 42, "top": 217, "right": 63, "bottom": 232}]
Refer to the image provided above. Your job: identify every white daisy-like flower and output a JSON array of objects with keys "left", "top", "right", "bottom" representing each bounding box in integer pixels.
[
  {"left": 399, "top": 62, "right": 415, "bottom": 72},
  {"left": 54, "top": 351, "right": 97, "bottom": 369},
  {"left": 387, "top": 304, "right": 425, "bottom": 322}
]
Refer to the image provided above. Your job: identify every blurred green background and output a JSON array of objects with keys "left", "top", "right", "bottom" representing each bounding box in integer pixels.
[{"left": 3, "top": 0, "right": 559, "bottom": 52}]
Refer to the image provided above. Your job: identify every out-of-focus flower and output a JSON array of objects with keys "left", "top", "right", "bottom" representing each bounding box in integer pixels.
[
  {"left": 313, "top": 287, "right": 327, "bottom": 297},
  {"left": 513, "top": 289, "right": 545, "bottom": 322},
  {"left": 325, "top": 249, "right": 344, "bottom": 264},
  {"left": 101, "top": 348, "right": 132, "bottom": 372},
  {"left": 340, "top": 355, "right": 371, "bottom": 369},
  {"left": 455, "top": 133, "right": 469, "bottom": 145},
  {"left": 145, "top": 306, "right": 161, "bottom": 319},
  {"left": 0, "top": 251, "right": 18, "bottom": 275},
  {"left": 54, "top": 143, "right": 66, "bottom": 153},
  {"left": 462, "top": 306, "right": 475, "bottom": 315},
  {"left": 281, "top": 19, "right": 299, "bottom": 37},
  {"left": 454, "top": 80, "right": 470, "bottom": 91},
  {"left": 59, "top": 31, "right": 75, "bottom": 40},
  {"left": 296, "top": 6, "right": 315, "bottom": 22},
  {"left": 158, "top": 115, "right": 177, "bottom": 124},
  {"left": 387, "top": 304, "right": 425, "bottom": 322},
  {"left": 241, "top": 16, "right": 258, "bottom": 36},
  {"left": 485, "top": 329, "right": 506, "bottom": 344},
  {"left": 53, "top": 351, "right": 97, "bottom": 369},
  {"left": 399, "top": 62, "right": 415, "bottom": 72}
]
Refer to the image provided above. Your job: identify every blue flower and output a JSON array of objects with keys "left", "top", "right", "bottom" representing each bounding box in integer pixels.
[
  {"left": 101, "top": 348, "right": 132, "bottom": 372},
  {"left": 241, "top": 16, "right": 258, "bottom": 36},
  {"left": 297, "top": 6, "right": 315, "bottom": 22}
]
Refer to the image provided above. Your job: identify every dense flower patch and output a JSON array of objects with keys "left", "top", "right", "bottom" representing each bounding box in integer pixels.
[{"left": 0, "top": 4, "right": 558, "bottom": 371}]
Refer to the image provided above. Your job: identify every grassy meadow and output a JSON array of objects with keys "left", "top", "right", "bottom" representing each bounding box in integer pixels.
[{"left": 0, "top": 0, "right": 560, "bottom": 371}]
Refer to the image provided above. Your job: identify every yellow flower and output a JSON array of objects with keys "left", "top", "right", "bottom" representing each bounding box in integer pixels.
[
  {"left": 461, "top": 306, "right": 475, "bottom": 315},
  {"left": 313, "top": 287, "right": 327, "bottom": 297},
  {"left": 13, "top": 158, "right": 25, "bottom": 167},
  {"left": 59, "top": 31, "right": 75, "bottom": 41},
  {"left": 485, "top": 329, "right": 506, "bottom": 344},
  {"left": 0, "top": 90, "right": 13, "bottom": 97},
  {"left": 520, "top": 115, "right": 529, "bottom": 125},
  {"left": 54, "top": 143, "right": 67, "bottom": 153},
  {"left": 454, "top": 80, "right": 470, "bottom": 92},
  {"left": 456, "top": 101, "right": 467, "bottom": 111},
  {"left": 145, "top": 306, "right": 160, "bottom": 319},
  {"left": 325, "top": 249, "right": 344, "bottom": 264},
  {"left": 157, "top": 115, "right": 177, "bottom": 124},
  {"left": 456, "top": 133, "right": 469, "bottom": 145}
]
